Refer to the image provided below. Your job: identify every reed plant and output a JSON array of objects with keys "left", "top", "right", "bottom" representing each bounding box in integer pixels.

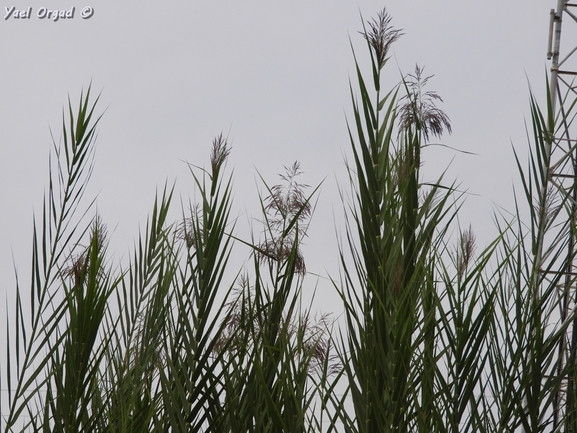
[
  {"left": 332, "top": 8, "right": 577, "bottom": 433},
  {"left": 3, "top": 7, "right": 577, "bottom": 433}
]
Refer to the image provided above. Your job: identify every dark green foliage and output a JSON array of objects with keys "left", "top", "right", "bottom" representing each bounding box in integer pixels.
[{"left": 3, "top": 8, "right": 577, "bottom": 433}]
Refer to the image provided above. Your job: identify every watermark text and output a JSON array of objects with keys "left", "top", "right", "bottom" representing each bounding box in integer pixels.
[{"left": 4, "top": 6, "right": 94, "bottom": 21}]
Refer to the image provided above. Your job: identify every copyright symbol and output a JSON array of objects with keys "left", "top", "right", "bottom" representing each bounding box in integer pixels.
[{"left": 80, "top": 6, "right": 94, "bottom": 19}]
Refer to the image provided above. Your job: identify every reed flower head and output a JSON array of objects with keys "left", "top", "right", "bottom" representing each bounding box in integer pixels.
[
  {"left": 210, "top": 132, "right": 230, "bottom": 179},
  {"left": 60, "top": 216, "right": 107, "bottom": 286},
  {"left": 257, "top": 161, "right": 311, "bottom": 275},
  {"left": 398, "top": 64, "right": 452, "bottom": 142},
  {"left": 457, "top": 225, "right": 476, "bottom": 278},
  {"left": 360, "top": 8, "right": 403, "bottom": 70}
]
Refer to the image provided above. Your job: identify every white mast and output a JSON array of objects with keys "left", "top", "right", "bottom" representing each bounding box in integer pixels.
[{"left": 546, "top": 1, "right": 577, "bottom": 429}]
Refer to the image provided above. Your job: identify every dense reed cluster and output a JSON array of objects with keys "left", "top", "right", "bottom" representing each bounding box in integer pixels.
[{"left": 3, "top": 8, "right": 577, "bottom": 432}]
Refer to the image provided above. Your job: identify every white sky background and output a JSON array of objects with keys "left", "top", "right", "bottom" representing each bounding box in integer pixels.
[{"left": 0, "top": 0, "right": 554, "bottom": 334}]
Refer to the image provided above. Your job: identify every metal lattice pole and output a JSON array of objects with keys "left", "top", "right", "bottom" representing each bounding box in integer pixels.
[{"left": 547, "top": 1, "right": 577, "bottom": 429}]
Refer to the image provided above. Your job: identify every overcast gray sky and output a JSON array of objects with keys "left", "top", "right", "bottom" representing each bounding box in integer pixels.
[{"left": 0, "top": 1, "right": 553, "bottom": 320}]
